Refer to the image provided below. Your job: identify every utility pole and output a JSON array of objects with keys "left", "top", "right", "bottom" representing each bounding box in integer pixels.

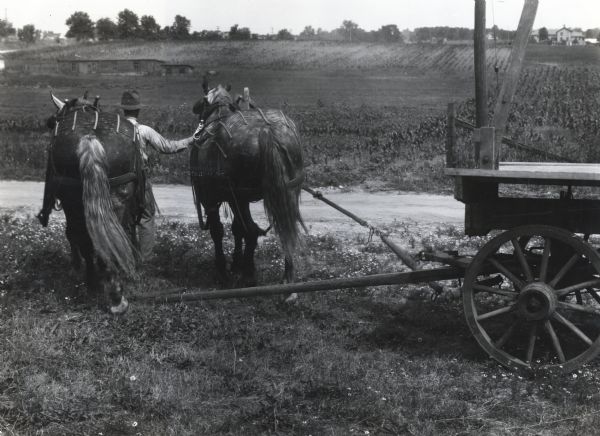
[{"left": 474, "top": 0, "right": 488, "bottom": 129}]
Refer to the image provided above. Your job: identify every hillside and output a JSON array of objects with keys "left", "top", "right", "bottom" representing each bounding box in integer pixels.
[
  {"left": 6, "top": 40, "right": 512, "bottom": 72},
  {"left": 5, "top": 40, "right": 600, "bottom": 73}
]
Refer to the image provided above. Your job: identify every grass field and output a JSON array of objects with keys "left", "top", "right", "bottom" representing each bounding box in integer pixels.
[{"left": 4, "top": 215, "right": 600, "bottom": 435}]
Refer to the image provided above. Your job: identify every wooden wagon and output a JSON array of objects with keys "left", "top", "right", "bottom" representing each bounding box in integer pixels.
[
  {"left": 441, "top": 0, "right": 600, "bottom": 372},
  {"left": 136, "top": 0, "right": 600, "bottom": 373}
]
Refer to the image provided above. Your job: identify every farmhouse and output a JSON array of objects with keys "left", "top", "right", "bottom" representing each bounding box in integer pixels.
[
  {"left": 161, "top": 64, "right": 194, "bottom": 75},
  {"left": 57, "top": 59, "right": 165, "bottom": 75},
  {"left": 532, "top": 26, "right": 585, "bottom": 45}
]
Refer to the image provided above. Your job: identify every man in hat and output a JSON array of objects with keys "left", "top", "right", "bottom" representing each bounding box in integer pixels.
[{"left": 120, "top": 90, "right": 194, "bottom": 261}]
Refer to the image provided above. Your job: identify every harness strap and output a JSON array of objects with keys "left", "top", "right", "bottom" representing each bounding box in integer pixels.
[
  {"left": 238, "top": 111, "right": 249, "bottom": 125},
  {"left": 71, "top": 111, "right": 77, "bottom": 130},
  {"left": 52, "top": 172, "right": 137, "bottom": 188},
  {"left": 109, "top": 172, "right": 137, "bottom": 187},
  {"left": 256, "top": 108, "right": 271, "bottom": 125},
  {"left": 286, "top": 170, "right": 305, "bottom": 189},
  {"left": 218, "top": 121, "right": 232, "bottom": 139}
]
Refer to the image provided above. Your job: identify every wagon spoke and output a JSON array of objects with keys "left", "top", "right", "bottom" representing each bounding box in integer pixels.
[
  {"left": 549, "top": 253, "right": 580, "bottom": 288},
  {"left": 587, "top": 288, "right": 600, "bottom": 304},
  {"left": 526, "top": 323, "right": 538, "bottom": 363},
  {"left": 511, "top": 238, "right": 533, "bottom": 283},
  {"left": 495, "top": 322, "right": 518, "bottom": 349},
  {"left": 489, "top": 258, "right": 525, "bottom": 290},
  {"left": 544, "top": 320, "right": 566, "bottom": 363},
  {"left": 556, "top": 279, "right": 600, "bottom": 298},
  {"left": 576, "top": 290, "right": 583, "bottom": 305},
  {"left": 539, "top": 238, "right": 551, "bottom": 282},
  {"left": 476, "top": 304, "right": 515, "bottom": 322},
  {"left": 552, "top": 312, "right": 593, "bottom": 346},
  {"left": 558, "top": 301, "right": 600, "bottom": 316},
  {"left": 473, "top": 284, "right": 518, "bottom": 299}
]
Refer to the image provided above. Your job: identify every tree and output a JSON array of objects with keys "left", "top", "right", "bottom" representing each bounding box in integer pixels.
[
  {"left": 117, "top": 9, "right": 139, "bottom": 39},
  {"left": 198, "top": 29, "right": 222, "bottom": 40},
  {"left": 96, "top": 18, "right": 117, "bottom": 41},
  {"left": 0, "top": 19, "right": 16, "bottom": 37},
  {"left": 229, "top": 24, "right": 251, "bottom": 40},
  {"left": 376, "top": 24, "right": 403, "bottom": 43},
  {"left": 170, "top": 15, "right": 191, "bottom": 39},
  {"left": 539, "top": 27, "right": 549, "bottom": 41},
  {"left": 585, "top": 28, "right": 600, "bottom": 39},
  {"left": 65, "top": 11, "right": 95, "bottom": 41},
  {"left": 299, "top": 25, "right": 315, "bottom": 40},
  {"left": 277, "top": 28, "right": 294, "bottom": 40},
  {"left": 140, "top": 15, "right": 161, "bottom": 40},
  {"left": 341, "top": 20, "right": 359, "bottom": 42},
  {"left": 18, "top": 24, "right": 37, "bottom": 43}
]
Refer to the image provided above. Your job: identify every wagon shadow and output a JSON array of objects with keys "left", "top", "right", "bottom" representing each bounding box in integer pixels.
[{"left": 351, "top": 297, "right": 487, "bottom": 362}]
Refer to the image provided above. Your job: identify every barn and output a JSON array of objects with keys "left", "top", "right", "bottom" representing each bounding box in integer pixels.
[
  {"left": 56, "top": 59, "right": 165, "bottom": 75},
  {"left": 3, "top": 58, "right": 59, "bottom": 74},
  {"left": 161, "top": 64, "right": 194, "bottom": 75}
]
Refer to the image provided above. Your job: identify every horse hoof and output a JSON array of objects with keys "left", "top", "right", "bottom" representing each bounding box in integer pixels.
[
  {"left": 284, "top": 293, "right": 298, "bottom": 304},
  {"left": 110, "top": 297, "right": 129, "bottom": 315}
]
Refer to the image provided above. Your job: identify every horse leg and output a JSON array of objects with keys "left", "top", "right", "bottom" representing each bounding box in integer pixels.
[
  {"left": 284, "top": 255, "right": 298, "bottom": 303},
  {"left": 231, "top": 210, "right": 245, "bottom": 274},
  {"left": 237, "top": 201, "right": 258, "bottom": 287},
  {"left": 206, "top": 205, "right": 229, "bottom": 285},
  {"left": 63, "top": 198, "right": 96, "bottom": 289},
  {"left": 65, "top": 222, "right": 82, "bottom": 271}
]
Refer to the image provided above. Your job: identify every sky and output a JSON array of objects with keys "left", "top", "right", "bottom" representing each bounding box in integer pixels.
[{"left": 2, "top": 0, "right": 599, "bottom": 36}]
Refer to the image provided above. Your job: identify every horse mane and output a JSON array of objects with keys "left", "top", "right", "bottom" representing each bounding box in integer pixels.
[{"left": 207, "top": 84, "right": 234, "bottom": 106}]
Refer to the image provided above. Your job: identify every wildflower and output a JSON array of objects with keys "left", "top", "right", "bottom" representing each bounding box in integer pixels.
[
  {"left": 132, "top": 421, "right": 138, "bottom": 427},
  {"left": 129, "top": 375, "right": 137, "bottom": 381}
]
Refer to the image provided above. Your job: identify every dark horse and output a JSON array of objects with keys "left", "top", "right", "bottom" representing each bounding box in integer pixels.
[
  {"left": 191, "top": 84, "right": 305, "bottom": 296},
  {"left": 40, "top": 93, "right": 142, "bottom": 313}
]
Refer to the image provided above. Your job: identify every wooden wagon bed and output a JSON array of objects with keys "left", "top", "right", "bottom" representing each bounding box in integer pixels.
[
  {"left": 446, "top": 162, "right": 600, "bottom": 187},
  {"left": 446, "top": 162, "right": 600, "bottom": 236}
]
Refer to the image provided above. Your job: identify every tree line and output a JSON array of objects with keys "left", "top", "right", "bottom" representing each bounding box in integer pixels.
[{"left": 2, "top": 9, "right": 598, "bottom": 45}]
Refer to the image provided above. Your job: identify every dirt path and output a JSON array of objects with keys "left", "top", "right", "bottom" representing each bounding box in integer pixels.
[{"left": 0, "top": 181, "right": 464, "bottom": 235}]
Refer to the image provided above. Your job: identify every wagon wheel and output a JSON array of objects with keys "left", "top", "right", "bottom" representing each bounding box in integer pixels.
[{"left": 463, "top": 225, "right": 600, "bottom": 373}]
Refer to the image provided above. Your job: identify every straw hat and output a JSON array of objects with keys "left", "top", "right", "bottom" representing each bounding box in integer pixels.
[{"left": 120, "top": 90, "right": 141, "bottom": 110}]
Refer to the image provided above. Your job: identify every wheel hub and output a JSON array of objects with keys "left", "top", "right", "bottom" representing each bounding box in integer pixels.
[{"left": 516, "top": 282, "right": 557, "bottom": 321}]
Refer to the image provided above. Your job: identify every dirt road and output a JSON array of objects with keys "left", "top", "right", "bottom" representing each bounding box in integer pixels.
[{"left": 0, "top": 181, "right": 464, "bottom": 235}]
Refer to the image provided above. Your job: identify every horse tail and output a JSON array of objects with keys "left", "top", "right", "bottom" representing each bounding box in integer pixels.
[
  {"left": 259, "top": 127, "right": 303, "bottom": 258},
  {"left": 77, "top": 134, "right": 138, "bottom": 277}
]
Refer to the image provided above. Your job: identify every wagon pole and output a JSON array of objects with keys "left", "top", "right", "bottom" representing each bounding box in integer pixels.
[
  {"left": 301, "top": 186, "right": 445, "bottom": 295},
  {"left": 129, "top": 267, "right": 463, "bottom": 303}
]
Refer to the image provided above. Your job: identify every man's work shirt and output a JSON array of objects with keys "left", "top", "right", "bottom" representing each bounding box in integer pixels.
[{"left": 126, "top": 117, "right": 192, "bottom": 165}]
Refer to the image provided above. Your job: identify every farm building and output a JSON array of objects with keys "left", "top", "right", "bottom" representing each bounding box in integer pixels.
[
  {"left": 161, "top": 64, "right": 194, "bottom": 75},
  {"left": 532, "top": 26, "right": 585, "bottom": 45},
  {"left": 4, "top": 58, "right": 167, "bottom": 75},
  {"left": 56, "top": 59, "right": 165, "bottom": 75},
  {"left": 3, "top": 58, "right": 59, "bottom": 74}
]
